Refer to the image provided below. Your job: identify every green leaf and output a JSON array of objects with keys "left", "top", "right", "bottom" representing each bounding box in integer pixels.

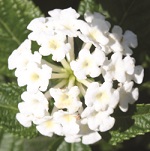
[
  {"left": 0, "top": 0, "right": 42, "bottom": 80},
  {"left": 48, "top": 136, "right": 64, "bottom": 151},
  {"left": 0, "top": 132, "right": 62, "bottom": 151},
  {"left": 57, "top": 141, "right": 92, "bottom": 151},
  {"left": 0, "top": 83, "right": 38, "bottom": 138},
  {"left": 0, "top": 131, "right": 24, "bottom": 151},
  {"left": 102, "top": 104, "right": 150, "bottom": 145}
]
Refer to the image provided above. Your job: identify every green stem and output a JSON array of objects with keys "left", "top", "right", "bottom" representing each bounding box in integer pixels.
[
  {"left": 44, "top": 91, "right": 51, "bottom": 100},
  {"left": 67, "top": 37, "right": 75, "bottom": 62},
  {"left": 51, "top": 73, "right": 69, "bottom": 79},
  {"left": 78, "top": 79, "right": 91, "bottom": 87},
  {"left": 53, "top": 79, "right": 67, "bottom": 88},
  {"left": 42, "top": 59, "right": 63, "bottom": 73},
  {"left": 68, "top": 76, "right": 75, "bottom": 88},
  {"left": 61, "top": 59, "right": 70, "bottom": 70},
  {"left": 77, "top": 83, "right": 86, "bottom": 96},
  {"left": 82, "top": 42, "right": 92, "bottom": 50}
]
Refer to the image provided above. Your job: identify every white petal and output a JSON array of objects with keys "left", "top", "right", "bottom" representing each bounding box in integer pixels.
[
  {"left": 133, "top": 66, "right": 144, "bottom": 84},
  {"left": 123, "top": 30, "right": 138, "bottom": 48},
  {"left": 16, "top": 113, "right": 32, "bottom": 127},
  {"left": 82, "top": 132, "right": 101, "bottom": 145}
]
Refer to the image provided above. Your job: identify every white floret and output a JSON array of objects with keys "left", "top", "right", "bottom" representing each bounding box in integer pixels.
[
  {"left": 53, "top": 110, "right": 80, "bottom": 136},
  {"left": 36, "top": 116, "right": 62, "bottom": 137},
  {"left": 118, "top": 81, "right": 139, "bottom": 112},
  {"left": 27, "top": 17, "right": 54, "bottom": 44},
  {"left": 109, "top": 25, "right": 138, "bottom": 55},
  {"left": 48, "top": 7, "right": 81, "bottom": 37},
  {"left": 65, "top": 123, "right": 101, "bottom": 145},
  {"left": 50, "top": 86, "right": 82, "bottom": 113},
  {"left": 102, "top": 52, "right": 139, "bottom": 83},
  {"left": 19, "top": 91, "right": 49, "bottom": 119},
  {"left": 84, "top": 82, "right": 119, "bottom": 111},
  {"left": 8, "top": 39, "right": 32, "bottom": 70},
  {"left": 81, "top": 106, "right": 115, "bottom": 132},
  {"left": 70, "top": 48, "right": 105, "bottom": 80},
  {"left": 17, "top": 62, "right": 52, "bottom": 92},
  {"left": 39, "top": 34, "right": 70, "bottom": 61},
  {"left": 16, "top": 113, "right": 33, "bottom": 127}
]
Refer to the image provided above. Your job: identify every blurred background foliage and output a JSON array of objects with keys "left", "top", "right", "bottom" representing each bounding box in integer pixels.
[{"left": 0, "top": 0, "right": 150, "bottom": 151}]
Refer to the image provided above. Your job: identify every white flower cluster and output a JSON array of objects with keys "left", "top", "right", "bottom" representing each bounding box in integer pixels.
[{"left": 8, "top": 8, "right": 144, "bottom": 145}]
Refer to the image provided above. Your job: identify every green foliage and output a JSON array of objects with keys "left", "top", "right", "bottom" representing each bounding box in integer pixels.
[
  {"left": 0, "top": 131, "right": 24, "bottom": 151},
  {"left": 0, "top": 0, "right": 42, "bottom": 80},
  {"left": 0, "top": 133, "right": 92, "bottom": 151},
  {"left": 0, "top": 83, "right": 38, "bottom": 138},
  {"left": 24, "top": 136, "right": 63, "bottom": 151}
]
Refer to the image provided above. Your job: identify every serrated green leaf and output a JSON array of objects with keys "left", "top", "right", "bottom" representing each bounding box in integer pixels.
[
  {"left": 102, "top": 104, "right": 150, "bottom": 145},
  {"left": 0, "top": 0, "right": 42, "bottom": 80},
  {"left": 57, "top": 141, "right": 92, "bottom": 151},
  {"left": 0, "top": 83, "right": 38, "bottom": 138}
]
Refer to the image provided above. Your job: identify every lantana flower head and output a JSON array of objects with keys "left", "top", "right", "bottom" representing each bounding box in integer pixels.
[{"left": 8, "top": 7, "right": 144, "bottom": 145}]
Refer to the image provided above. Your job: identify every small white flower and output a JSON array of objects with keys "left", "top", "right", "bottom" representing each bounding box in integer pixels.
[
  {"left": 79, "top": 124, "right": 101, "bottom": 145},
  {"left": 17, "top": 91, "right": 49, "bottom": 125},
  {"left": 64, "top": 123, "right": 102, "bottom": 145},
  {"left": 124, "top": 55, "right": 135, "bottom": 75},
  {"left": 122, "top": 30, "right": 138, "bottom": 55},
  {"left": 132, "top": 65, "right": 144, "bottom": 84},
  {"left": 17, "top": 63, "right": 52, "bottom": 92},
  {"left": 118, "top": 81, "right": 139, "bottom": 112},
  {"left": 27, "top": 17, "right": 54, "bottom": 44},
  {"left": 50, "top": 86, "right": 82, "bottom": 113},
  {"left": 102, "top": 52, "right": 144, "bottom": 83},
  {"left": 39, "top": 34, "right": 70, "bottom": 61},
  {"left": 102, "top": 52, "right": 136, "bottom": 83},
  {"left": 8, "top": 39, "right": 32, "bottom": 70},
  {"left": 53, "top": 110, "right": 80, "bottom": 136},
  {"left": 81, "top": 106, "right": 115, "bottom": 132},
  {"left": 48, "top": 7, "right": 80, "bottom": 20},
  {"left": 15, "top": 51, "right": 42, "bottom": 77},
  {"left": 79, "top": 25, "right": 109, "bottom": 48},
  {"left": 79, "top": 12, "right": 110, "bottom": 48},
  {"left": 70, "top": 48, "right": 105, "bottom": 80},
  {"left": 85, "top": 82, "right": 119, "bottom": 111},
  {"left": 48, "top": 7, "right": 81, "bottom": 37},
  {"left": 36, "top": 116, "right": 62, "bottom": 137},
  {"left": 84, "top": 12, "right": 110, "bottom": 33},
  {"left": 82, "top": 131, "right": 101, "bottom": 145},
  {"left": 108, "top": 26, "right": 123, "bottom": 53},
  {"left": 16, "top": 113, "right": 33, "bottom": 127},
  {"left": 109, "top": 26, "right": 138, "bottom": 55}
]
